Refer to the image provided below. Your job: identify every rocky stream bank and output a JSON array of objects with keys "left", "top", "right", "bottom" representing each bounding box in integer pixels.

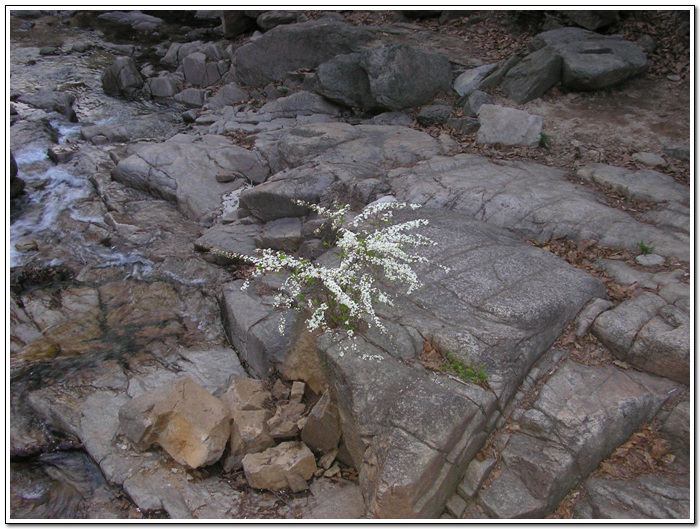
[{"left": 9, "top": 9, "right": 691, "bottom": 520}]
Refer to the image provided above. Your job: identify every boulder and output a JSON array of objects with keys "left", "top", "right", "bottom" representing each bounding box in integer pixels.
[
  {"left": 557, "top": 10, "right": 620, "bottom": 31},
  {"left": 559, "top": 39, "right": 648, "bottom": 91},
  {"left": 255, "top": 217, "right": 303, "bottom": 252},
  {"left": 112, "top": 134, "right": 269, "bottom": 223},
  {"left": 182, "top": 52, "right": 228, "bottom": 88},
  {"left": 221, "top": 375, "right": 271, "bottom": 412},
  {"left": 360, "top": 44, "right": 453, "bottom": 111},
  {"left": 501, "top": 46, "right": 562, "bottom": 104},
  {"left": 416, "top": 104, "right": 452, "bottom": 126},
  {"left": 101, "top": 57, "right": 144, "bottom": 99},
  {"left": 453, "top": 63, "right": 499, "bottom": 97},
  {"left": 205, "top": 82, "right": 247, "bottom": 110},
  {"left": 463, "top": 90, "right": 493, "bottom": 117},
  {"left": 225, "top": 409, "right": 275, "bottom": 471},
  {"left": 242, "top": 441, "right": 317, "bottom": 492},
  {"left": 145, "top": 74, "right": 183, "bottom": 99},
  {"left": 118, "top": 376, "right": 230, "bottom": 468},
  {"left": 233, "top": 19, "right": 376, "bottom": 86},
  {"left": 17, "top": 86, "right": 77, "bottom": 122},
  {"left": 173, "top": 88, "right": 208, "bottom": 107},
  {"left": 97, "top": 10, "right": 164, "bottom": 31},
  {"left": 301, "top": 390, "right": 341, "bottom": 454},
  {"left": 315, "top": 53, "right": 376, "bottom": 110},
  {"left": 476, "top": 105, "right": 543, "bottom": 146},
  {"left": 220, "top": 10, "right": 256, "bottom": 38},
  {"left": 256, "top": 10, "right": 299, "bottom": 31}
]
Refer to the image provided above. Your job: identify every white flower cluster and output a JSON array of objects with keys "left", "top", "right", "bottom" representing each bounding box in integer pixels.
[{"left": 209, "top": 200, "right": 449, "bottom": 342}]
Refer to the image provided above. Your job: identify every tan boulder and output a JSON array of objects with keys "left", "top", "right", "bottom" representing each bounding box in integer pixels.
[
  {"left": 242, "top": 441, "right": 317, "bottom": 492},
  {"left": 118, "top": 376, "right": 230, "bottom": 468},
  {"left": 224, "top": 409, "right": 275, "bottom": 471},
  {"left": 221, "top": 375, "right": 271, "bottom": 412},
  {"left": 301, "top": 389, "right": 341, "bottom": 454}
]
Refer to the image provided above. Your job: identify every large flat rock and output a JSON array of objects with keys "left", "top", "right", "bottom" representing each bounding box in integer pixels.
[{"left": 389, "top": 154, "right": 689, "bottom": 260}]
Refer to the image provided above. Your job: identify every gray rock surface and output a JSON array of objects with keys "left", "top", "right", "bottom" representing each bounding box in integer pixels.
[
  {"left": 476, "top": 105, "right": 543, "bottom": 146},
  {"left": 501, "top": 46, "right": 562, "bottom": 104},
  {"left": 454, "top": 63, "right": 499, "bottom": 97},
  {"left": 233, "top": 19, "right": 376, "bottom": 86},
  {"left": 102, "top": 57, "right": 144, "bottom": 99},
  {"left": 97, "top": 10, "right": 164, "bottom": 31}
]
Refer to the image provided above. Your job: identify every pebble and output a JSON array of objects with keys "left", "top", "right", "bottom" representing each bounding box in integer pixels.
[
  {"left": 667, "top": 74, "right": 681, "bottom": 82},
  {"left": 635, "top": 254, "right": 666, "bottom": 267}
]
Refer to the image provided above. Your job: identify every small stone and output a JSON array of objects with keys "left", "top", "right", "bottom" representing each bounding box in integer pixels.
[
  {"left": 318, "top": 448, "right": 338, "bottom": 470},
  {"left": 667, "top": 74, "right": 681, "bottom": 82},
  {"left": 242, "top": 441, "right": 317, "bottom": 492},
  {"left": 267, "top": 401, "right": 306, "bottom": 438},
  {"left": 631, "top": 151, "right": 667, "bottom": 168},
  {"left": 221, "top": 375, "right": 271, "bottom": 412},
  {"left": 15, "top": 239, "right": 38, "bottom": 252},
  {"left": 290, "top": 381, "right": 305, "bottom": 403},
  {"left": 271, "top": 379, "right": 290, "bottom": 401},
  {"left": 635, "top": 254, "right": 666, "bottom": 267},
  {"left": 216, "top": 170, "right": 239, "bottom": 183},
  {"left": 324, "top": 463, "right": 340, "bottom": 477}
]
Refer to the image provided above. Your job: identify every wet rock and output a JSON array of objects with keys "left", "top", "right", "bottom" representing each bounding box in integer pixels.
[
  {"left": 501, "top": 46, "right": 562, "bottom": 104},
  {"left": 242, "top": 441, "right": 317, "bottom": 492},
  {"left": 47, "top": 143, "right": 79, "bottom": 164},
  {"left": 476, "top": 105, "right": 543, "bottom": 146},
  {"left": 17, "top": 86, "right": 77, "bottom": 122},
  {"left": 10, "top": 152, "right": 25, "bottom": 199},
  {"left": 301, "top": 390, "right": 341, "bottom": 454},
  {"left": 112, "top": 134, "right": 269, "bottom": 223},
  {"left": 118, "top": 376, "right": 230, "bottom": 469},
  {"left": 101, "top": 57, "right": 144, "bottom": 99},
  {"left": 233, "top": 19, "right": 376, "bottom": 87}
]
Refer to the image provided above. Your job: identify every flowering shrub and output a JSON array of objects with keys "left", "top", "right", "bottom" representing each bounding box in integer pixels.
[{"left": 210, "top": 200, "right": 448, "bottom": 349}]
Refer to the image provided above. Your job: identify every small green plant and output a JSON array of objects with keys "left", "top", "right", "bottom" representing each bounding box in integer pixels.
[
  {"left": 636, "top": 240, "right": 656, "bottom": 255},
  {"left": 441, "top": 354, "right": 488, "bottom": 384},
  {"left": 538, "top": 132, "right": 550, "bottom": 149}
]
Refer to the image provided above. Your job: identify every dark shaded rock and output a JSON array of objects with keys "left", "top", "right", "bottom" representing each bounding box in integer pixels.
[
  {"left": 101, "top": 57, "right": 144, "bottom": 99},
  {"left": 463, "top": 90, "right": 493, "bottom": 117},
  {"left": 10, "top": 152, "right": 25, "bottom": 199},
  {"left": 557, "top": 10, "right": 619, "bottom": 31},
  {"left": 416, "top": 104, "right": 452, "bottom": 126},
  {"left": 501, "top": 46, "right": 562, "bottom": 104},
  {"left": 145, "top": 75, "right": 183, "bottom": 99},
  {"left": 559, "top": 39, "right": 648, "bottom": 91},
  {"left": 233, "top": 19, "right": 376, "bottom": 87},
  {"left": 315, "top": 53, "right": 376, "bottom": 110},
  {"left": 256, "top": 10, "right": 299, "bottom": 31},
  {"left": 446, "top": 117, "right": 480, "bottom": 133},
  {"left": 220, "top": 10, "right": 256, "bottom": 38},
  {"left": 361, "top": 43, "right": 452, "bottom": 110},
  {"left": 529, "top": 27, "right": 614, "bottom": 52}
]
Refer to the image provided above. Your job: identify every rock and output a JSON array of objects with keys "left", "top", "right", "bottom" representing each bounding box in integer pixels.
[
  {"left": 416, "top": 104, "right": 452, "bottom": 126},
  {"left": 39, "top": 46, "right": 59, "bottom": 56},
  {"left": 174, "top": 88, "right": 207, "bottom": 107},
  {"left": 479, "top": 361, "right": 677, "bottom": 517},
  {"left": 593, "top": 294, "right": 689, "bottom": 384},
  {"left": 267, "top": 401, "right": 306, "bottom": 438},
  {"left": 445, "top": 494, "right": 468, "bottom": 518},
  {"left": 306, "top": 478, "right": 366, "bottom": 518},
  {"left": 182, "top": 52, "right": 228, "bottom": 88},
  {"left": 575, "top": 164, "right": 689, "bottom": 205},
  {"left": 256, "top": 10, "right": 299, "bottom": 31},
  {"left": 454, "top": 63, "right": 499, "bottom": 97},
  {"left": 242, "top": 441, "right": 317, "bottom": 492},
  {"left": 632, "top": 151, "right": 667, "bottom": 167},
  {"left": 272, "top": 379, "right": 290, "bottom": 401},
  {"left": 80, "top": 113, "right": 179, "bottom": 145},
  {"left": 315, "top": 53, "right": 376, "bottom": 110},
  {"left": 368, "top": 112, "right": 414, "bottom": 126},
  {"left": 558, "top": 10, "right": 619, "bottom": 31},
  {"left": 233, "top": 19, "right": 376, "bottom": 87},
  {"left": 102, "top": 57, "right": 144, "bottom": 99},
  {"left": 574, "top": 297, "right": 614, "bottom": 336},
  {"left": 636, "top": 34, "right": 657, "bottom": 54},
  {"left": 663, "top": 142, "right": 690, "bottom": 161},
  {"left": 112, "top": 134, "right": 269, "bottom": 223},
  {"left": 118, "top": 376, "right": 230, "bottom": 469},
  {"left": 446, "top": 117, "right": 480, "bottom": 134},
  {"left": 463, "top": 90, "right": 493, "bottom": 117},
  {"left": 221, "top": 375, "right": 271, "bottom": 412},
  {"left": 10, "top": 152, "right": 25, "bottom": 199},
  {"left": 501, "top": 46, "right": 562, "bottom": 104},
  {"left": 98, "top": 10, "right": 164, "bottom": 31},
  {"left": 360, "top": 44, "right": 452, "bottom": 110},
  {"left": 635, "top": 254, "right": 666, "bottom": 267},
  {"left": 205, "top": 82, "right": 247, "bottom": 110},
  {"left": 457, "top": 458, "right": 497, "bottom": 499},
  {"left": 301, "top": 390, "right": 341, "bottom": 454},
  {"left": 257, "top": 91, "right": 340, "bottom": 119},
  {"left": 559, "top": 39, "right": 648, "bottom": 91},
  {"left": 289, "top": 381, "right": 305, "bottom": 403},
  {"left": 220, "top": 10, "right": 256, "bottom": 38},
  {"left": 529, "top": 27, "right": 615, "bottom": 52},
  {"left": 476, "top": 105, "right": 543, "bottom": 146},
  {"left": 48, "top": 144, "right": 79, "bottom": 164},
  {"left": 17, "top": 86, "right": 77, "bottom": 121},
  {"left": 661, "top": 400, "right": 690, "bottom": 448},
  {"left": 578, "top": 475, "right": 689, "bottom": 518},
  {"left": 145, "top": 75, "right": 183, "bottom": 99},
  {"left": 225, "top": 409, "right": 275, "bottom": 471}
]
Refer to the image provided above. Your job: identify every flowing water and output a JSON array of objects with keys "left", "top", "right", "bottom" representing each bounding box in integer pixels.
[{"left": 9, "top": 14, "right": 200, "bottom": 519}]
